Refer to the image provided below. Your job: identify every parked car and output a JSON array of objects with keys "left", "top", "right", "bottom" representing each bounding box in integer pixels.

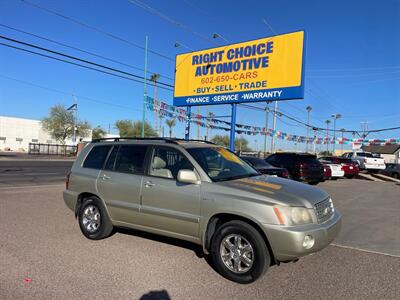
[
  {"left": 379, "top": 163, "right": 400, "bottom": 179},
  {"left": 240, "top": 156, "right": 289, "bottom": 178},
  {"left": 64, "top": 138, "right": 341, "bottom": 284},
  {"left": 265, "top": 153, "right": 324, "bottom": 185},
  {"left": 318, "top": 158, "right": 345, "bottom": 180},
  {"left": 322, "top": 164, "right": 332, "bottom": 181},
  {"left": 342, "top": 151, "right": 385, "bottom": 173},
  {"left": 319, "top": 156, "right": 359, "bottom": 179}
]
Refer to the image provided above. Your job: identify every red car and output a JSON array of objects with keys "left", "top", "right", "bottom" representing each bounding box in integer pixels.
[
  {"left": 322, "top": 164, "right": 332, "bottom": 181},
  {"left": 319, "top": 156, "right": 359, "bottom": 178}
]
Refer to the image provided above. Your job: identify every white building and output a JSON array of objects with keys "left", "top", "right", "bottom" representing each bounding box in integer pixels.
[{"left": 0, "top": 116, "right": 91, "bottom": 152}]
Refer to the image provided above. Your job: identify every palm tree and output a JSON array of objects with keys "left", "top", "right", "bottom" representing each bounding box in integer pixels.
[{"left": 165, "top": 118, "right": 176, "bottom": 138}]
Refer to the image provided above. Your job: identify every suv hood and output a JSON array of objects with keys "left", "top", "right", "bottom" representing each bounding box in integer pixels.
[{"left": 216, "top": 175, "right": 329, "bottom": 208}]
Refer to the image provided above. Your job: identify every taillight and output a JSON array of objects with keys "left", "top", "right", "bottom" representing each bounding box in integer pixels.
[
  {"left": 66, "top": 171, "right": 71, "bottom": 189},
  {"left": 282, "top": 170, "right": 289, "bottom": 178}
]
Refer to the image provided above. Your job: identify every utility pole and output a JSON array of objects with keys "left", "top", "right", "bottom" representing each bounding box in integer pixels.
[
  {"left": 270, "top": 101, "right": 278, "bottom": 153},
  {"left": 325, "top": 120, "right": 331, "bottom": 152},
  {"left": 141, "top": 36, "right": 148, "bottom": 137},
  {"left": 67, "top": 95, "right": 78, "bottom": 145},
  {"left": 150, "top": 73, "right": 160, "bottom": 133},
  {"left": 197, "top": 107, "right": 201, "bottom": 140},
  {"left": 340, "top": 128, "right": 345, "bottom": 153},
  {"left": 361, "top": 121, "right": 369, "bottom": 138},
  {"left": 263, "top": 104, "right": 269, "bottom": 155},
  {"left": 331, "top": 113, "right": 341, "bottom": 154},
  {"left": 306, "top": 106, "right": 312, "bottom": 152}
]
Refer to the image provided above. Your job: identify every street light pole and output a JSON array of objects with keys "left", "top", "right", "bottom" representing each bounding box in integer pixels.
[
  {"left": 325, "top": 120, "right": 331, "bottom": 152},
  {"left": 270, "top": 101, "right": 278, "bottom": 153},
  {"left": 340, "top": 128, "right": 345, "bottom": 153},
  {"left": 306, "top": 106, "right": 312, "bottom": 152},
  {"left": 331, "top": 113, "right": 342, "bottom": 154}
]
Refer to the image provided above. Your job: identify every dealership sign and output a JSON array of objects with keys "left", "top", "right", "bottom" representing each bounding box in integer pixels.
[{"left": 173, "top": 31, "right": 305, "bottom": 107}]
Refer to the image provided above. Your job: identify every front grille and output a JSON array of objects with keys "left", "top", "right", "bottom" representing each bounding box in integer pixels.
[{"left": 314, "top": 197, "right": 334, "bottom": 223}]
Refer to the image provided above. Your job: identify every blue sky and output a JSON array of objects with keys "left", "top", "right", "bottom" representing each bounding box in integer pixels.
[{"left": 0, "top": 0, "right": 399, "bottom": 150}]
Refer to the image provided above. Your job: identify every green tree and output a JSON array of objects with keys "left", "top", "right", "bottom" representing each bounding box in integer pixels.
[
  {"left": 165, "top": 118, "right": 176, "bottom": 138},
  {"left": 115, "top": 120, "right": 158, "bottom": 137},
  {"left": 210, "top": 135, "right": 250, "bottom": 151},
  {"left": 92, "top": 126, "right": 107, "bottom": 140},
  {"left": 41, "top": 104, "right": 90, "bottom": 144}
]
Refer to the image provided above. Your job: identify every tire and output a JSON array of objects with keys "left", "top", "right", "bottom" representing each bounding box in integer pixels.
[
  {"left": 210, "top": 220, "right": 270, "bottom": 284},
  {"left": 331, "top": 177, "right": 338, "bottom": 180},
  {"left": 78, "top": 196, "right": 113, "bottom": 240},
  {"left": 309, "top": 181, "right": 319, "bottom": 185},
  {"left": 345, "top": 175, "right": 354, "bottom": 179},
  {"left": 393, "top": 173, "right": 399, "bottom": 179}
]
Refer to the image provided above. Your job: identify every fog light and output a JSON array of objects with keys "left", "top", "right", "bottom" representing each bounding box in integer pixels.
[{"left": 302, "top": 235, "right": 315, "bottom": 249}]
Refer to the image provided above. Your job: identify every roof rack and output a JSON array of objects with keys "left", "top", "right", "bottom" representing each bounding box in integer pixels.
[{"left": 91, "top": 137, "right": 216, "bottom": 145}]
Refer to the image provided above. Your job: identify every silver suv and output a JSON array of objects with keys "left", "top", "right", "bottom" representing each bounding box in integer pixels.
[{"left": 64, "top": 138, "right": 341, "bottom": 283}]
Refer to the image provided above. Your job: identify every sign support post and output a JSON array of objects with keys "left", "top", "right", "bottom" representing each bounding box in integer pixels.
[
  {"left": 229, "top": 104, "right": 237, "bottom": 151},
  {"left": 185, "top": 106, "right": 191, "bottom": 140}
]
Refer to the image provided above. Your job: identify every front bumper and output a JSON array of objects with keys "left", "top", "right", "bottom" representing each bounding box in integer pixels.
[{"left": 262, "top": 210, "right": 342, "bottom": 262}]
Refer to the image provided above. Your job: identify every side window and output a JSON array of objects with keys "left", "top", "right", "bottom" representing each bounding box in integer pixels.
[
  {"left": 104, "top": 146, "right": 119, "bottom": 170},
  {"left": 266, "top": 154, "right": 278, "bottom": 164},
  {"left": 150, "top": 147, "right": 193, "bottom": 179},
  {"left": 83, "top": 145, "right": 112, "bottom": 169},
  {"left": 114, "top": 145, "right": 148, "bottom": 174}
]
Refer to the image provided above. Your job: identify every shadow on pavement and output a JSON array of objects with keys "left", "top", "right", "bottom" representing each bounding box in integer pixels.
[
  {"left": 139, "top": 290, "right": 171, "bottom": 300},
  {"left": 115, "top": 227, "right": 205, "bottom": 259}
]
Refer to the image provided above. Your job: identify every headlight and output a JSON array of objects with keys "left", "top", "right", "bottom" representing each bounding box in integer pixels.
[{"left": 273, "top": 205, "right": 317, "bottom": 226}]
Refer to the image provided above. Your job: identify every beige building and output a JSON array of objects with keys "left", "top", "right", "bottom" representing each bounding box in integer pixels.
[
  {"left": 362, "top": 144, "right": 400, "bottom": 163},
  {"left": 0, "top": 116, "right": 91, "bottom": 152}
]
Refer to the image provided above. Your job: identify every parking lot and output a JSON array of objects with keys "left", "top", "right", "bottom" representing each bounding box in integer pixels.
[{"left": 1, "top": 161, "right": 399, "bottom": 299}]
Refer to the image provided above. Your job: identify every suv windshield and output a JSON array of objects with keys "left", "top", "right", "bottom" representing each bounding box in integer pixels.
[{"left": 187, "top": 147, "right": 259, "bottom": 182}]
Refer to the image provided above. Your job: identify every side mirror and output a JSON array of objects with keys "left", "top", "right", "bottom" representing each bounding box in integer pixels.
[{"left": 177, "top": 169, "right": 200, "bottom": 185}]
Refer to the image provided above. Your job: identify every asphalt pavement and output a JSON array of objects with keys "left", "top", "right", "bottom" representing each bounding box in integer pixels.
[
  {"left": 0, "top": 160, "right": 73, "bottom": 187},
  {"left": 0, "top": 162, "right": 399, "bottom": 299}
]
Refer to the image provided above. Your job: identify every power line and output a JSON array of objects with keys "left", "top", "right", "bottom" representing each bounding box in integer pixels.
[
  {"left": 307, "top": 65, "right": 400, "bottom": 72},
  {"left": 0, "top": 74, "right": 142, "bottom": 111},
  {"left": 127, "top": 0, "right": 215, "bottom": 44},
  {"left": 239, "top": 103, "right": 399, "bottom": 134},
  {"left": 0, "top": 35, "right": 174, "bottom": 90},
  {"left": 0, "top": 23, "right": 174, "bottom": 81},
  {"left": 0, "top": 41, "right": 174, "bottom": 91},
  {"left": 18, "top": 0, "right": 174, "bottom": 62},
  {"left": 306, "top": 70, "right": 400, "bottom": 79}
]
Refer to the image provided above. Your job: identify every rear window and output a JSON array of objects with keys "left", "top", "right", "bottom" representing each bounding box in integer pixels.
[
  {"left": 242, "top": 157, "right": 270, "bottom": 168},
  {"left": 297, "top": 155, "right": 320, "bottom": 164},
  {"left": 83, "top": 145, "right": 112, "bottom": 169},
  {"left": 339, "top": 158, "right": 353, "bottom": 163},
  {"left": 357, "top": 152, "right": 373, "bottom": 158}
]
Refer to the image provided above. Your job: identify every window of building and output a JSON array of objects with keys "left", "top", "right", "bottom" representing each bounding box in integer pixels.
[
  {"left": 83, "top": 145, "right": 112, "bottom": 169},
  {"left": 46, "top": 140, "right": 53, "bottom": 144},
  {"left": 16, "top": 138, "right": 23, "bottom": 142},
  {"left": 113, "top": 145, "right": 148, "bottom": 174},
  {"left": 31, "top": 139, "right": 39, "bottom": 143}
]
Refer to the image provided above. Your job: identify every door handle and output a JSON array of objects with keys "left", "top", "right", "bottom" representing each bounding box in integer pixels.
[
  {"left": 144, "top": 181, "right": 155, "bottom": 187},
  {"left": 102, "top": 174, "right": 111, "bottom": 180}
]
